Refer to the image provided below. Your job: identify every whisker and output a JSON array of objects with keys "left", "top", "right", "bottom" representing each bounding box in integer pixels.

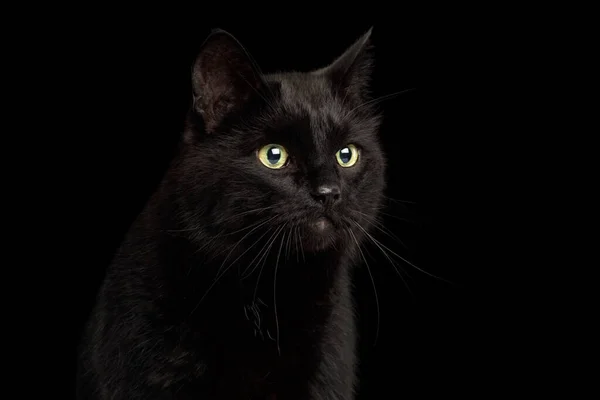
[
  {"left": 353, "top": 220, "right": 452, "bottom": 284},
  {"left": 251, "top": 224, "right": 286, "bottom": 302},
  {"left": 185, "top": 235, "right": 223, "bottom": 277},
  {"left": 188, "top": 219, "right": 279, "bottom": 316},
  {"left": 348, "top": 227, "right": 380, "bottom": 346},
  {"left": 294, "top": 227, "right": 300, "bottom": 263},
  {"left": 225, "top": 227, "right": 274, "bottom": 277},
  {"left": 168, "top": 206, "right": 277, "bottom": 234},
  {"left": 221, "top": 216, "right": 277, "bottom": 237},
  {"left": 215, "top": 216, "right": 277, "bottom": 277},
  {"left": 343, "top": 88, "right": 417, "bottom": 121},
  {"left": 285, "top": 225, "right": 293, "bottom": 261},
  {"left": 162, "top": 225, "right": 201, "bottom": 233},
  {"left": 188, "top": 256, "right": 236, "bottom": 317},
  {"left": 377, "top": 210, "right": 412, "bottom": 223},
  {"left": 209, "top": 216, "right": 276, "bottom": 260},
  {"left": 242, "top": 224, "right": 284, "bottom": 279},
  {"left": 299, "top": 227, "right": 305, "bottom": 262},
  {"left": 370, "top": 219, "right": 407, "bottom": 248},
  {"left": 217, "top": 205, "right": 277, "bottom": 224},
  {"left": 273, "top": 226, "right": 288, "bottom": 356},
  {"left": 350, "top": 219, "right": 413, "bottom": 296},
  {"left": 352, "top": 210, "right": 408, "bottom": 249},
  {"left": 383, "top": 195, "right": 417, "bottom": 205}
]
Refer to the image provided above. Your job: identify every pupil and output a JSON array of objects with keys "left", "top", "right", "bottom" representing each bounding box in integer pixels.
[
  {"left": 340, "top": 148, "right": 352, "bottom": 163},
  {"left": 267, "top": 147, "right": 281, "bottom": 164}
]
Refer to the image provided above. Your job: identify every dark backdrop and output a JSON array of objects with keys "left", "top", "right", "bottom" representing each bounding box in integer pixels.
[{"left": 66, "top": 12, "right": 501, "bottom": 399}]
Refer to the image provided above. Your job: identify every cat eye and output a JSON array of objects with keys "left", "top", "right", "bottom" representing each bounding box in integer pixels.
[
  {"left": 258, "top": 144, "right": 289, "bottom": 169},
  {"left": 336, "top": 144, "right": 359, "bottom": 167}
]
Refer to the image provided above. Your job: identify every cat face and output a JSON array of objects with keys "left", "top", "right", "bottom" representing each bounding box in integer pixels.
[{"left": 177, "top": 29, "right": 385, "bottom": 254}]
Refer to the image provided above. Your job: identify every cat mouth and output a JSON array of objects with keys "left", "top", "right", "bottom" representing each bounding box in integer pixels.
[
  {"left": 311, "top": 217, "right": 333, "bottom": 233},
  {"left": 299, "top": 216, "right": 339, "bottom": 252}
]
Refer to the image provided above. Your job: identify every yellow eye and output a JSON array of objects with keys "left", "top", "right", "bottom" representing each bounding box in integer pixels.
[
  {"left": 336, "top": 144, "right": 359, "bottom": 167},
  {"left": 258, "top": 144, "right": 289, "bottom": 169}
]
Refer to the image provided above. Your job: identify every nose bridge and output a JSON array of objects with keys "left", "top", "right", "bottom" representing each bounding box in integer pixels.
[
  {"left": 308, "top": 161, "right": 339, "bottom": 190},
  {"left": 305, "top": 115, "right": 341, "bottom": 198},
  {"left": 307, "top": 134, "right": 336, "bottom": 183}
]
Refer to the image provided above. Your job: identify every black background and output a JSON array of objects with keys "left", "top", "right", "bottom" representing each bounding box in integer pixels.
[{"left": 62, "top": 10, "right": 511, "bottom": 399}]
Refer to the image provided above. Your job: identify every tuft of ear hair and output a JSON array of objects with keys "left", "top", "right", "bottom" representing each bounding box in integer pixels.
[{"left": 191, "top": 29, "right": 266, "bottom": 134}]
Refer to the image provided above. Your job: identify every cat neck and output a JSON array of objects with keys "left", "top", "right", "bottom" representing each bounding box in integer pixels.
[{"left": 153, "top": 222, "right": 352, "bottom": 327}]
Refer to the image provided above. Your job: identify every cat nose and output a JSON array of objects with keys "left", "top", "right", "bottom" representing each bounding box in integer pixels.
[{"left": 311, "top": 184, "right": 341, "bottom": 207}]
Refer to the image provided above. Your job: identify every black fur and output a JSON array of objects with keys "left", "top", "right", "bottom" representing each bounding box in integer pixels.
[{"left": 77, "top": 28, "right": 386, "bottom": 399}]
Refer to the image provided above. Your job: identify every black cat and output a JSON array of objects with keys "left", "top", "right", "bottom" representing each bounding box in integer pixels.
[{"left": 77, "top": 27, "right": 386, "bottom": 399}]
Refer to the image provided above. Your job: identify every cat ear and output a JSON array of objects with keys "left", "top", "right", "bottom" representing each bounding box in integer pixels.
[
  {"left": 191, "top": 29, "right": 265, "bottom": 133},
  {"left": 322, "top": 27, "right": 374, "bottom": 103}
]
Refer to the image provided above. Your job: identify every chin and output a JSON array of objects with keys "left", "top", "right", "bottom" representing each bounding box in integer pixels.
[
  {"left": 298, "top": 217, "right": 343, "bottom": 253},
  {"left": 301, "top": 234, "right": 338, "bottom": 253}
]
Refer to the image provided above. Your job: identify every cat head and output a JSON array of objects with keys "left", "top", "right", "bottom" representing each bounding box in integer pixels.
[{"left": 176, "top": 28, "right": 385, "bottom": 254}]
